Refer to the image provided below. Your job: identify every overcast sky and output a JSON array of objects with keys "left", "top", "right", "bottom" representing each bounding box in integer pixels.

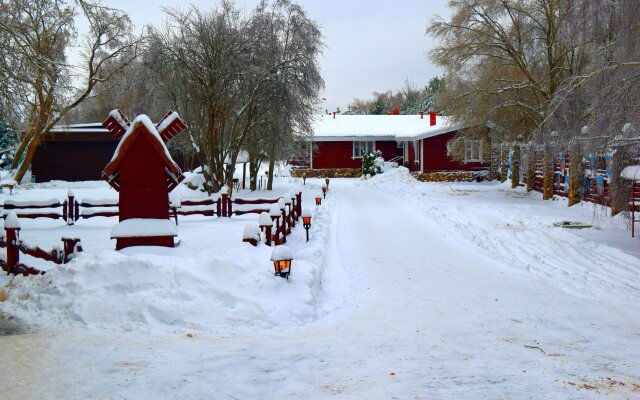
[{"left": 92, "top": 0, "right": 451, "bottom": 112}]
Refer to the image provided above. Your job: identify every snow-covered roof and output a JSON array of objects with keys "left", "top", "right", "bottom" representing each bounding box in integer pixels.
[
  {"left": 50, "top": 123, "right": 109, "bottom": 134},
  {"left": 621, "top": 165, "right": 640, "bottom": 181},
  {"left": 312, "top": 114, "right": 466, "bottom": 141}
]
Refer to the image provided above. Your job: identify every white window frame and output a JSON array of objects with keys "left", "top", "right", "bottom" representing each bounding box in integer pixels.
[
  {"left": 464, "top": 139, "right": 483, "bottom": 162},
  {"left": 352, "top": 141, "right": 375, "bottom": 159}
]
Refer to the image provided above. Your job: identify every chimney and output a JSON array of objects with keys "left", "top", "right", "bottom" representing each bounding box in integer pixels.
[
  {"left": 428, "top": 111, "right": 437, "bottom": 126},
  {"left": 332, "top": 112, "right": 336, "bottom": 119},
  {"left": 420, "top": 111, "right": 424, "bottom": 119}
]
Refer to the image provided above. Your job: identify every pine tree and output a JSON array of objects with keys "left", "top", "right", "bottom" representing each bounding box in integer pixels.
[{"left": 0, "top": 121, "right": 17, "bottom": 168}]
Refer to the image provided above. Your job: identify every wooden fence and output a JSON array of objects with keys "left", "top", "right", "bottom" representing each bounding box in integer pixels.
[{"left": 0, "top": 213, "right": 82, "bottom": 276}]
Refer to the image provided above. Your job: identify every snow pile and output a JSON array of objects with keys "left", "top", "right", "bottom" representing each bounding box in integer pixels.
[
  {"left": 0, "top": 189, "right": 338, "bottom": 333},
  {"left": 111, "top": 219, "right": 178, "bottom": 238},
  {"left": 359, "top": 166, "right": 416, "bottom": 186},
  {"left": 242, "top": 223, "right": 261, "bottom": 241}
]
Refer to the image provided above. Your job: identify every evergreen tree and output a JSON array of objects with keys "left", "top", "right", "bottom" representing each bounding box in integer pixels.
[{"left": 0, "top": 121, "right": 17, "bottom": 168}]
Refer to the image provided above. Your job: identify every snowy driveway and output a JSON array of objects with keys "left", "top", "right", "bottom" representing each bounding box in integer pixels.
[{"left": 1, "top": 176, "right": 639, "bottom": 399}]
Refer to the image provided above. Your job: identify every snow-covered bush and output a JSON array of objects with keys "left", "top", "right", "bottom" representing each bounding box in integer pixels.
[{"left": 362, "top": 150, "right": 384, "bottom": 178}]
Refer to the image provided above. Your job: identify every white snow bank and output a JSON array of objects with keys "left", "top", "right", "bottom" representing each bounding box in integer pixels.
[{"left": 111, "top": 219, "right": 178, "bottom": 238}]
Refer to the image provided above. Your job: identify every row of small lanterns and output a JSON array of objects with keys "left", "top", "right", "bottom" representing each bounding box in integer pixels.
[{"left": 270, "top": 177, "right": 330, "bottom": 280}]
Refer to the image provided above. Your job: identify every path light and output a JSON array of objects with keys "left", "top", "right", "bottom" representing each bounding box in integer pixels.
[
  {"left": 325, "top": 177, "right": 330, "bottom": 188},
  {"left": 322, "top": 184, "right": 327, "bottom": 199},
  {"left": 271, "top": 245, "right": 293, "bottom": 279},
  {"left": 315, "top": 195, "right": 322, "bottom": 206},
  {"left": 302, "top": 208, "right": 312, "bottom": 242},
  {"left": 259, "top": 212, "right": 273, "bottom": 246},
  {"left": 303, "top": 173, "right": 307, "bottom": 185}
]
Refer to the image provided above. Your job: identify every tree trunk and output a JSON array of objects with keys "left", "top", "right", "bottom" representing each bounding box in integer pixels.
[
  {"left": 10, "top": 130, "right": 36, "bottom": 170},
  {"left": 511, "top": 144, "right": 521, "bottom": 189},
  {"left": 13, "top": 133, "right": 43, "bottom": 183},
  {"left": 267, "top": 158, "right": 275, "bottom": 191}
]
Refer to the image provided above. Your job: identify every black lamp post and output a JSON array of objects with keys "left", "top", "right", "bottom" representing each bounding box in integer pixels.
[
  {"left": 315, "top": 195, "right": 322, "bottom": 206},
  {"left": 325, "top": 177, "right": 330, "bottom": 189},
  {"left": 302, "top": 209, "right": 312, "bottom": 242},
  {"left": 303, "top": 173, "right": 307, "bottom": 185},
  {"left": 322, "top": 184, "right": 327, "bottom": 199}
]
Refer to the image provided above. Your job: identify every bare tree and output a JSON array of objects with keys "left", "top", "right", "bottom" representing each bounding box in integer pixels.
[
  {"left": 147, "top": 0, "right": 323, "bottom": 194},
  {"left": 0, "top": 0, "right": 137, "bottom": 182},
  {"left": 427, "top": 0, "right": 583, "bottom": 144}
]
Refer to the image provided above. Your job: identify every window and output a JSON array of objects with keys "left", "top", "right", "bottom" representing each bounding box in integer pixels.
[
  {"left": 464, "top": 140, "right": 482, "bottom": 162},
  {"left": 353, "top": 141, "right": 375, "bottom": 158}
]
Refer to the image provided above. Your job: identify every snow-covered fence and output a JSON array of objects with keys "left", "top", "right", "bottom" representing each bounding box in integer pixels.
[
  {"left": 0, "top": 213, "right": 82, "bottom": 276},
  {"left": 2, "top": 198, "right": 66, "bottom": 221},
  {"left": 220, "top": 192, "right": 302, "bottom": 219},
  {"left": 76, "top": 198, "right": 119, "bottom": 221}
]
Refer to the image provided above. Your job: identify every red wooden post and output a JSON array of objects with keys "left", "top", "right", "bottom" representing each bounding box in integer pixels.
[
  {"left": 280, "top": 208, "right": 288, "bottom": 242},
  {"left": 296, "top": 192, "right": 302, "bottom": 218},
  {"left": 63, "top": 200, "right": 68, "bottom": 223},
  {"left": 62, "top": 237, "right": 82, "bottom": 263},
  {"left": 221, "top": 193, "right": 228, "bottom": 217},
  {"left": 216, "top": 197, "right": 222, "bottom": 217},
  {"left": 68, "top": 191, "right": 75, "bottom": 224},
  {"left": 227, "top": 196, "right": 233, "bottom": 217},
  {"left": 5, "top": 213, "right": 20, "bottom": 272},
  {"left": 74, "top": 200, "right": 80, "bottom": 222},
  {"left": 272, "top": 216, "right": 280, "bottom": 245}
]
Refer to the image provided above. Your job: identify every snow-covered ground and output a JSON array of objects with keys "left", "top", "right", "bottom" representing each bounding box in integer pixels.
[{"left": 1, "top": 168, "right": 639, "bottom": 399}]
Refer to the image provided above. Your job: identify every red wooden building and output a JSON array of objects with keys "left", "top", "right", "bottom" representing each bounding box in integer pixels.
[
  {"left": 309, "top": 113, "right": 489, "bottom": 172},
  {"left": 102, "top": 110, "right": 186, "bottom": 250},
  {"left": 32, "top": 123, "right": 119, "bottom": 182}
]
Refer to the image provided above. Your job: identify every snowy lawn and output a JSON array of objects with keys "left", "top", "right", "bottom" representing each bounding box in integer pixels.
[{"left": 1, "top": 169, "right": 639, "bottom": 399}]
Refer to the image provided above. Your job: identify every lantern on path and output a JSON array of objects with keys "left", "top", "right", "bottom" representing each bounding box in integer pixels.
[
  {"left": 315, "top": 195, "right": 322, "bottom": 206},
  {"left": 302, "top": 209, "right": 312, "bottom": 242},
  {"left": 271, "top": 245, "right": 293, "bottom": 279},
  {"left": 322, "top": 184, "right": 327, "bottom": 199},
  {"left": 325, "top": 177, "right": 330, "bottom": 188},
  {"left": 303, "top": 173, "right": 307, "bottom": 185}
]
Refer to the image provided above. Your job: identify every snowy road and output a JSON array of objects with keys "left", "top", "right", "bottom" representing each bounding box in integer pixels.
[{"left": 1, "top": 177, "right": 640, "bottom": 399}]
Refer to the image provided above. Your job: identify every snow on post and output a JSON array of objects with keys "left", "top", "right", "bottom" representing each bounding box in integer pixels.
[
  {"left": 302, "top": 208, "right": 312, "bottom": 218},
  {"left": 259, "top": 212, "right": 273, "bottom": 227},
  {"left": 269, "top": 204, "right": 281, "bottom": 217},
  {"left": 277, "top": 198, "right": 286, "bottom": 210},
  {"left": 4, "top": 212, "right": 21, "bottom": 229},
  {"left": 242, "top": 223, "right": 261, "bottom": 246}
]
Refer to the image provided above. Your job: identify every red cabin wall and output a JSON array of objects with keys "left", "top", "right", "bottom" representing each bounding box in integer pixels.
[
  {"left": 118, "top": 134, "right": 170, "bottom": 221},
  {"left": 405, "top": 142, "right": 421, "bottom": 172},
  {"left": 312, "top": 140, "right": 402, "bottom": 169},
  {"left": 421, "top": 132, "right": 489, "bottom": 172}
]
